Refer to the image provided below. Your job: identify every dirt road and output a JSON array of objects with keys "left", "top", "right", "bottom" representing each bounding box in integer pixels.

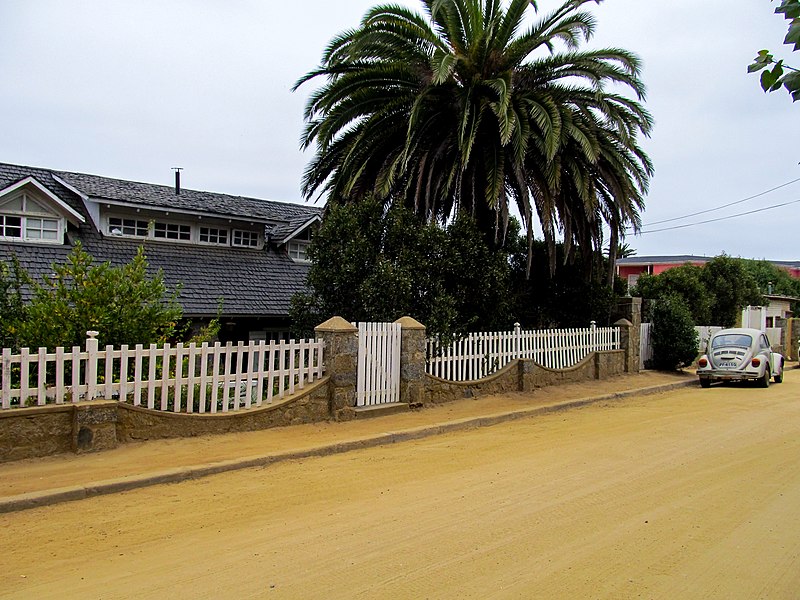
[{"left": 2, "top": 370, "right": 800, "bottom": 599}]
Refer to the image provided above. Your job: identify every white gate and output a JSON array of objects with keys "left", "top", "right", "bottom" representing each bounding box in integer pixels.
[
  {"left": 640, "top": 322, "right": 653, "bottom": 370},
  {"left": 356, "top": 322, "right": 401, "bottom": 407}
]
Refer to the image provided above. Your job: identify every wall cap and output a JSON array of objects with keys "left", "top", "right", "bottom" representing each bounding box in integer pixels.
[
  {"left": 394, "top": 316, "right": 426, "bottom": 331},
  {"left": 614, "top": 318, "right": 633, "bottom": 327},
  {"left": 315, "top": 316, "right": 358, "bottom": 333}
]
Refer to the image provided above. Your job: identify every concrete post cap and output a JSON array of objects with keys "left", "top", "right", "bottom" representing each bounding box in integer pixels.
[{"left": 314, "top": 316, "right": 358, "bottom": 333}]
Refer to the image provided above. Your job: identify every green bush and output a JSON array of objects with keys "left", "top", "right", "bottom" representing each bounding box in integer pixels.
[
  {"left": 650, "top": 294, "right": 699, "bottom": 371},
  {"left": 3, "top": 243, "right": 183, "bottom": 351}
]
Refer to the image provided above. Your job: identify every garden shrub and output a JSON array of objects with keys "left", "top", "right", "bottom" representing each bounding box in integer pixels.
[{"left": 650, "top": 294, "right": 699, "bottom": 371}]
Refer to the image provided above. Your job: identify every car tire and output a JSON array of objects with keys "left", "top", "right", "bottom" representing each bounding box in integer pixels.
[
  {"left": 774, "top": 373, "right": 783, "bottom": 384},
  {"left": 759, "top": 368, "right": 770, "bottom": 388},
  {"left": 700, "top": 378, "right": 711, "bottom": 388}
]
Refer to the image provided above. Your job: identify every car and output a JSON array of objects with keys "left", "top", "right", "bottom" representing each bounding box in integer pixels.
[{"left": 697, "top": 328, "right": 784, "bottom": 388}]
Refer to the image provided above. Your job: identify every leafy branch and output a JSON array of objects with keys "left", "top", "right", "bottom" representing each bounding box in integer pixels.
[{"left": 748, "top": 0, "right": 800, "bottom": 101}]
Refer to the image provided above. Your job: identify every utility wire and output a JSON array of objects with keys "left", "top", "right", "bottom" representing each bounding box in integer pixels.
[
  {"left": 628, "top": 176, "right": 800, "bottom": 230},
  {"left": 637, "top": 197, "right": 800, "bottom": 234}
]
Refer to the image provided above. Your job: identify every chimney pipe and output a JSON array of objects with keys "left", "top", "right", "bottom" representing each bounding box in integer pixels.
[{"left": 173, "top": 167, "right": 182, "bottom": 195}]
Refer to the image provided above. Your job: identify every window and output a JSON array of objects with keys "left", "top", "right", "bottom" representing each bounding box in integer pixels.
[
  {"left": 232, "top": 229, "right": 259, "bottom": 247},
  {"left": 154, "top": 222, "right": 191, "bottom": 241},
  {"left": 25, "top": 217, "right": 59, "bottom": 240},
  {"left": 108, "top": 217, "right": 148, "bottom": 237},
  {"left": 288, "top": 241, "right": 309, "bottom": 262},
  {"left": 0, "top": 215, "right": 22, "bottom": 238},
  {"left": 0, "top": 191, "right": 63, "bottom": 244},
  {"left": 199, "top": 226, "right": 228, "bottom": 245}
]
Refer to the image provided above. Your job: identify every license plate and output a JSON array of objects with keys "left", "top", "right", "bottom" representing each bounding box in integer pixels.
[{"left": 719, "top": 361, "right": 738, "bottom": 368}]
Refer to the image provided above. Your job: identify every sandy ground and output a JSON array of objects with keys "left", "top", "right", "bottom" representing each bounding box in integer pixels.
[{"left": 1, "top": 369, "right": 799, "bottom": 599}]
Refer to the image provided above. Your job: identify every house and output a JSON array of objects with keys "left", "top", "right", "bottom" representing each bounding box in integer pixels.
[
  {"left": 617, "top": 255, "right": 800, "bottom": 289},
  {"left": 0, "top": 162, "right": 322, "bottom": 342}
]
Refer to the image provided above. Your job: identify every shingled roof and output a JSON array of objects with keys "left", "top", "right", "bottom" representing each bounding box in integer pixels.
[{"left": 0, "top": 162, "right": 322, "bottom": 318}]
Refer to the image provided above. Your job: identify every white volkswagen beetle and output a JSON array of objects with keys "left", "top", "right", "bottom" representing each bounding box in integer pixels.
[{"left": 697, "top": 327, "right": 784, "bottom": 388}]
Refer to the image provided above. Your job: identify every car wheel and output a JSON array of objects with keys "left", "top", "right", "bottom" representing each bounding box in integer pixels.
[
  {"left": 700, "top": 378, "right": 711, "bottom": 389},
  {"left": 774, "top": 373, "right": 783, "bottom": 383},
  {"left": 759, "top": 368, "right": 770, "bottom": 388}
]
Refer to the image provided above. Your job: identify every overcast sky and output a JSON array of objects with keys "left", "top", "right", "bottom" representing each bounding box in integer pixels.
[{"left": 1, "top": 0, "right": 798, "bottom": 260}]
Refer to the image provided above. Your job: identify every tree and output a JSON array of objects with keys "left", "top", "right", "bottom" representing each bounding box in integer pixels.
[
  {"left": 632, "top": 264, "right": 713, "bottom": 325},
  {"left": 700, "top": 256, "right": 764, "bottom": 327},
  {"left": 649, "top": 294, "right": 699, "bottom": 371},
  {"left": 0, "top": 257, "right": 25, "bottom": 351},
  {"left": 295, "top": 0, "right": 653, "bottom": 276},
  {"left": 748, "top": 0, "right": 800, "bottom": 102},
  {"left": 290, "top": 198, "right": 513, "bottom": 338},
  {"left": 11, "top": 244, "right": 183, "bottom": 351}
]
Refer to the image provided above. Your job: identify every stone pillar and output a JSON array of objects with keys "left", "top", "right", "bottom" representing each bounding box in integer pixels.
[
  {"left": 72, "top": 401, "right": 118, "bottom": 453},
  {"left": 614, "top": 296, "right": 642, "bottom": 329},
  {"left": 775, "top": 316, "right": 788, "bottom": 356},
  {"left": 615, "top": 318, "right": 638, "bottom": 373},
  {"left": 394, "top": 316, "right": 427, "bottom": 406},
  {"left": 315, "top": 316, "right": 359, "bottom": 421},
  {"left": 789, "top": 318, "right": 799, "bottom": 361},
  {"left": 614, "top": 297, "right": 642, "bottom": 373}
]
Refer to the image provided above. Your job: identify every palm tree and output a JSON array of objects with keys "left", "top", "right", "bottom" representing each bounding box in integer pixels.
[{"left": 295, "top": 0, "right": 653, "bottom": 276}]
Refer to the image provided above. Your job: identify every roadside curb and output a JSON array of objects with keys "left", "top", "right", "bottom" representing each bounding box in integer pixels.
[{"left": 0, "top": 379, "right": 697, "bottom": 514}]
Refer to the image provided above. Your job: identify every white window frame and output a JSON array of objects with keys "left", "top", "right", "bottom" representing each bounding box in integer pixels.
[
  {"left": 108, "top": 216, "right": 149, "bottom": 237},
  {"left": 232, "top": 229, "right": 259, "bottom": 248},
  {"left": 287, "top": 241, "right": 310, "bottom": 263},
  {"left": 0, "top": 191, "right": 65, "bottom": 244},
  {"left": 104, "top": 213, "right": 263, "bottom": 249},
  {"left": 198, "top": 226, "right": 229, "bottom": 246},
  {"left": 153, "top": 221, "right": 192, "bottom": 241}
]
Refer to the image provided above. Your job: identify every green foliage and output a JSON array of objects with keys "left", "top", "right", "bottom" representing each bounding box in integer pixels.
[
  {"left": 509, "top": 235, "right": 620, "bottom": 328},
  {"left": 633, "top": 264, "right": 712, "bottom": 324},
  {"left": 748, "top": 0, "right": 800, "bottom": 101},
  {"left": 0, "top": 257, "right": 25, "bottom": 350},
  {"left": 10, "top": 243, "right": 183, "bottom": 351},
  {"left": 295, "top": 0, "right": 653, "bottom": 276},
  {"left": 632, "top": 256, "right": 765, "bottom": 326},
  {"left": 701, "top": 255, "right": 764, "bottom": 327},
  {"left": 650, "top": 295, "right": 699, "bottom": 371},
  {"left": 290, "top": 198, "right": 513, "bottom": 338}
]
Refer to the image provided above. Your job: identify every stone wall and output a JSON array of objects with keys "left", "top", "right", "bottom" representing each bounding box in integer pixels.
[
  {"left": 424, "top": 350, "right": 626, "bottom": 405},
  {"left": 117, "top": 378, "right": 331, "bottom": 443},
  {"left": 0, "top": 405, "right": 75, "bottom": 462},
  {"left": 0, "top": 379, "right": 330, "bottom": 463}
]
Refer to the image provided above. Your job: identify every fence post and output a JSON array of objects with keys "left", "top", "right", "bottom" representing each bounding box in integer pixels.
[
  {"left": 395, "top": 316, "right": 426, "bottom": 405},
  {"left": 85, "top": 331, "right": 100, "bottom": 400},
  {"left": 315, "top": 316, "right": 358, "bottom": 421}
]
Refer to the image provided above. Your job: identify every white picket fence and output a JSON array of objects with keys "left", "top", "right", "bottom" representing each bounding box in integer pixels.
[
  {"left": 356, "top": 322, "right": 401, "bottom": 407},
  {"left": 1, "top": 333, "right": 324, "bottom": 412},
  {"left": 427, "top": 323, "right": 620, "bottom": 382}
]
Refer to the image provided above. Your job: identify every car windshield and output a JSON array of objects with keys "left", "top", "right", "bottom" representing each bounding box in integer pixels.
[{"left": 711, "top": 334, "right": 752, "bottom": 349}]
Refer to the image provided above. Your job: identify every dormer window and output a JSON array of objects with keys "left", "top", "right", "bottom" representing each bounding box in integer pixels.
[
  {"left": 232, "top": 229, "right": 259, "bottom": 247},
  {"left": 0, "top": 190, "right": 65, "bottom": 244},
  {"left": 287, "top": 241, "right": 310, "bottom": 262},
  {"left": 284, "top": 223, "right": 315, "bottom": 263},
  {"left": 104, "top": 212, "right": 262, "bottom": 249},
  {"left": 199, "top": 227, "right": 228, "bottom": 245},
  {"left": 108, "top": 217, "right": 148, "bottom": 237}
]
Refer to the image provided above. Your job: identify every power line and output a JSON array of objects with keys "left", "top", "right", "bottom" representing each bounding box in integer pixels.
[
  {"left": 637, "top": 197, "right": 800, "bottom": 234},
  {"left": 628, "top": 176, "right": 800, "bottom": 230}
]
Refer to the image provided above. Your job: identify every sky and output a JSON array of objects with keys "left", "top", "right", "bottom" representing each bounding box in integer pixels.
[{"left": 1, "top": 0, "right": 798, "bottom": 261}]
